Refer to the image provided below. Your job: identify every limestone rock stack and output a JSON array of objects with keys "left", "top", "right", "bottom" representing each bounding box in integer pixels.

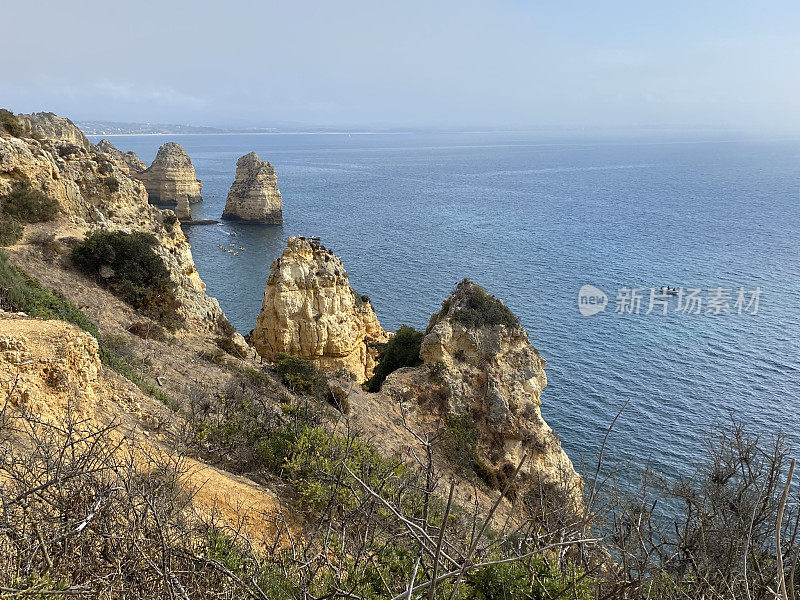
[
  {"left": 94, "top": 139, "right": 146, "bottom": 175},
  {"left": 175, "top": 195, "right": 191, "bottom": 220},
  {"left": 251, "top": 237, "right": 387, "bottom": 383},
  {"left": 383, "top": 279, "right": 583, "bottom": 504},
  {"left": 136, "top": 142, "right": 202, "bottom": 205},
  {"left": 222, "top": 152, "right": 283, "bottom": 223}
]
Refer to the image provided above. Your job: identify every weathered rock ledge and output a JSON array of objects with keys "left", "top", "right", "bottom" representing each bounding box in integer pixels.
[{"left": 94, "top": 138, "right": 146, "bottom": 175}]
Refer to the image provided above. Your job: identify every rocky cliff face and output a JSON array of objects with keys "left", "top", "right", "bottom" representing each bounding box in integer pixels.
[
  {"left": 222, "top": 152, "right": 282, "bottom": 223},
  {"left": 94, "top": 138, "right": 146, "bottom": 175},
  {"left": 383, "top": 280, "right": 582, "bottom": 503},
  {"left": 251, "top": 236, "right": 387, "bottom": 383},
  {"left": 17, "top": 112, "right": 90, "bottom": 151},
  {"left": 0, "top": 128, "right": 221, "bottom": 326},
  {"left": 135, "top": 142, "right": 202, "bottom": 204}
]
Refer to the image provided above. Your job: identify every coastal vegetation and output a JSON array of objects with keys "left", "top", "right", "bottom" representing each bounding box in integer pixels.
[
  {"left": 0, "top": 108, "right": 22, "bottom": 137},
  {"left": 0, "top": 180, "right": 59, "bottom": 245},
  {"left": 4, "top": 349, "right": 797, "bottom": 600},
  {"left": 445, "top": 280, "right": 519, "bottom": 328},
  {"left": 71, "top": 230, "right": 182, "bottom": 329},
  {"left": 365, "top": 324, "right": 424, "bottom": 391}
]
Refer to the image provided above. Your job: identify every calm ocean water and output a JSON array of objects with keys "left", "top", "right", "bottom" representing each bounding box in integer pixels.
[{"left": 92, "top": 131, "right": 800, "bottom": 481}]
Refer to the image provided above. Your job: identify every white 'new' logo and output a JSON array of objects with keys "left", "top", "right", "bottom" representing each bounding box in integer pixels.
[{"left": 578, "top": 285, "right": 608, "bottom": 316}]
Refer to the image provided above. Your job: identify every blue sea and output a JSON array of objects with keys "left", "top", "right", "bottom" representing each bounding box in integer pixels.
[{"left": 91, "top": 131, "right": 800, "bottom": 482}]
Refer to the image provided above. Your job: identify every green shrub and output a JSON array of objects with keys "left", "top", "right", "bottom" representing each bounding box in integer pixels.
[
  {"left": 350, "top": 285, "right": 370, "bottom": 308},
  {"left": 0, "top": 109, "right": 22, "bottom": 137},
  {"left": 274, "top": 353, "right": 331, "bottom": 400},
  {"left": 450, "top": 281, "right": 519, "bottom": 329},
  {"left": 1, "top": 180, "right": 59, "bottom": 223},
  {"left": 442, "top": 413, "right": 504, "bottom": 489},
  {"left": 0, "top": 218, "right": 22, "bottom": 246},
  {"left": 71, "top": 230, "right": 182, "bottom": 329},
  {"left": 443, "top": 414, "right": 480, "bottom": 472},
  {"left": 364, "top": 324, "right": 424, "bottom": 392},
  {"left": 464, "top": 558, "right": 591, "bottom": 600},
  {"left": 243, "top": 366, "right": 270, "bottom": 387},
  {"left": 274, "top": 424, "right": 413, "bottom": 513}
]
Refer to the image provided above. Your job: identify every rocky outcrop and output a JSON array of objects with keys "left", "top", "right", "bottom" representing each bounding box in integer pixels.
[
  {"left": 94, "top": 138, "right": 146, "bottom": 175},
  {"left": 0, "top": 126, "right": 222, "bottom": 327},
  {"left": 222, "top": 152, "right": 282, "bottom": 223},
  {"left": 17, "top": 112, "right": 90, "bottom": 151},
  {"left": 0, "top": 313, "right": 288, "bottom": 544},
  {"left": 383, "top": 280, "right": 582, "bottom": 505},
  {"left": 175, "top": 195, "right": 191, "bottom": 220},
  {"left": 135, "top": 142, "right": 202, "bottom": 205},
  {"left": 251, "top": 237, "right": 387, "bottom": 383}
]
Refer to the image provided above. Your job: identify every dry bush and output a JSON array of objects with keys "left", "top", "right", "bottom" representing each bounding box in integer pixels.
[
  {"left": 0, "top": 393, "right": 272, "bottom": 598},
  {"left": 592, "top": 423, "right": 800, "bottom": 599}
]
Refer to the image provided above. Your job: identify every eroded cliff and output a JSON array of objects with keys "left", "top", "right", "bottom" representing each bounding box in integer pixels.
[
  {"left": 0, "top": 127, "right": 220, "bottom": 326},
  {"left": 135, "top": 142, "right": 202, "bottom": 204},
  {"left": 17, "top": 112, "right": 91, "bottom": 151},
  {"left": 251, "top": 236, "right": 387, "bottom": 383},
  {"left": 222, "top": 152, "right": 283, "bottom": 223},
  {"left": 382, "top": 279, "right": 583, "bottom": 505},
  {"left": 94, "top": 138, "right": 147, "bottom": 175}
]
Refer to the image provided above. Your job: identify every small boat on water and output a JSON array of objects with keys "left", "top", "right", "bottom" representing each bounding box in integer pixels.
[{"left": 661, "top": 286, "right": 679, "bottom": 296}]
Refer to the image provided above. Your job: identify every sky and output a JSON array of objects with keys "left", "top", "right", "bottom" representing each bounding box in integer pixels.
[{"left": 1, "top": 0, "right": 798, "bottom": 132}]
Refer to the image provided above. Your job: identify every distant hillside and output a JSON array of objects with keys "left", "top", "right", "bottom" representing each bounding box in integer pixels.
[{"left": 76, "top": 120, "right": 226, "bottom": 135}]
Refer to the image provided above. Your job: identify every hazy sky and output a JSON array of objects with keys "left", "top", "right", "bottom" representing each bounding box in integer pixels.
[{"left": 2, "top": 0, "right": 798, "bottom": 131}]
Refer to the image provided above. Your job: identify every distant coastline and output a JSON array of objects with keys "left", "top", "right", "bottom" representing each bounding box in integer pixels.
[{"left": 86, "top": 131, "right": 413, "bottom": 137}]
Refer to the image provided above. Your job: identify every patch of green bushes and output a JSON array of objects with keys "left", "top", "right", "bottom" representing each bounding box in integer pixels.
[
  {"left": 0, "top": 219, "right": 23, "bottom": 247},
  {"left": 1, "top": 180, "right": 59, "bottom": 223},
  {"left": 0, "top": 109, "right": 22, "bottom": 137},
  {"left": 364, "top": 324, "right": 424, "bottom": 392},
  {"left": 274, "top": 353, "right": 332, "bottom": 398},
  {"left": 450, "top": 281, "right": 519, "bottom": 328},
  {"left": 71, "top": 230, "right": 182, "bottom": 329},
  {"left": 0, "top": 180, "right": 59, "bottom": 246},
  {"left": 442, "top": 413, "right": 505, "bottom": 490},
  {"left": 262, "top": 422, "right": 415, "bottom": 513},
  {"left": 204, "top": 529, "right": 300, "bottom": 599},
  {"left": 0, "top": 250, "right": 176, "bottom": 409},
  {"left": 350, "top": 285, "right": 370, "bottom": 308}
]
